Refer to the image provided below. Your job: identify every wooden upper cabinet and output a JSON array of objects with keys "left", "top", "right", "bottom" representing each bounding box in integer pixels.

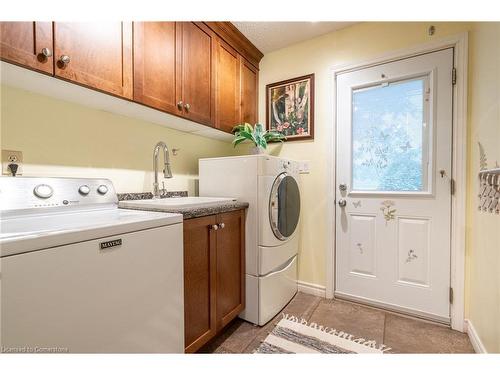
[
  {"left": 215, "top": 39, "right": 241, "bottom": 133},
  {"left": 240, "top": 58, "right": 258, "bottom": 125},
  {"left": 0, "top": 22, "right": 54, "bottom": 74},
  {"left": 133, "top": 22, "right": 177, "bottom": 113},
  {"left": 177, "top": 22, "right": 214, "bottom": 126},
  {"left": 1, "top": 21, "right": 261, "bottom": 133},
  {"left": 184, "top": 215, "right": 217, "bottom": 353},
  {"left": 216, "top": 210, "right": 245, "bottom": 330},
  {"left": 53, "top": 22, "right": 133, "bottom": 99}
]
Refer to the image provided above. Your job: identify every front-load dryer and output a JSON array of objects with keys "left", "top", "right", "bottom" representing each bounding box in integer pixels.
[
  {"left": 199, "top": 155, "right": 301, "bottom": 325},
  {"left": 257, "top": 159, "right": 301, "bottom": 276}
]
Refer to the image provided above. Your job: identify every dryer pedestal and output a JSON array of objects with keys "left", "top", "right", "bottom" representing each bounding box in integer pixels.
[{"left": 241, "top": 255, "right": 298, "bottom": 326}]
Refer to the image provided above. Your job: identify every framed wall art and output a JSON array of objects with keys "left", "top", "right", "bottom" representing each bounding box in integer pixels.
[{"left": 266, "top": 73, "right": 314, "bottom": 141}]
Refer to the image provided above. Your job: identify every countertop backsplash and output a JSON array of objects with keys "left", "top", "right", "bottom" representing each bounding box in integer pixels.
[{"left": 117, "top": 191, "right": 188, "bottom": 201}]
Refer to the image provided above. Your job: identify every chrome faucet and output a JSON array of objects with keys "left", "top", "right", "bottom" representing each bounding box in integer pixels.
[{"left": 153, "top": 141, "right": 173, "bottom": 198}]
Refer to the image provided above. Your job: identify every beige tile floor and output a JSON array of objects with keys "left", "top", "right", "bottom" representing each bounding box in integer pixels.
[{"left": 199, "top": 292, "right": 474, "bottom": 354}]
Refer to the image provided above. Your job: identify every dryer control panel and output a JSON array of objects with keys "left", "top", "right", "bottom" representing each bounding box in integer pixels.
[{"left": 258, "top": 156, "right": 300, "bottom": 176}]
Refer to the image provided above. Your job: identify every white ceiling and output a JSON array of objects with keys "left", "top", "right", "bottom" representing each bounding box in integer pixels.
[{"left": 232, "top": 22, "right": 357, "bottom": 54}]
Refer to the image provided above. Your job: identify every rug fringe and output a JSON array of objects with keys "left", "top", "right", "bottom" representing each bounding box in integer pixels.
[{"left": 281, "top": 313, "right": 392, "bottom": 353}]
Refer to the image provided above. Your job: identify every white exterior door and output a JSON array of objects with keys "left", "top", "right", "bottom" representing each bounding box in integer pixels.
[{"left": 335, "top": 49, "right": 454, "bottom": 323}]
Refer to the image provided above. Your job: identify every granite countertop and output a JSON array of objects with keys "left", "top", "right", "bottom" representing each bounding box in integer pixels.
[
  {"left": 117, "top": 192, "right": 249, "bottom": 220},
  {"left": 117, "top": 191, "right": 187, "bottom": 201}
]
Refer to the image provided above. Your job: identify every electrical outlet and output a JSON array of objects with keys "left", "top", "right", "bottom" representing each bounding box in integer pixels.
[
  {"left": 2, "top": 150, "right": 23, "bottom": 176},
  {"left": 298, "top": 160, "right": 310, "bottom": 174}
]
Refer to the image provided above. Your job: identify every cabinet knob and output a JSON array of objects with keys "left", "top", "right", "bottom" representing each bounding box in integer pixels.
[
  {"left": 209, "top": 224, "right": 218, "bottom": 231},
  {"left": 177, "top": 101, "right": 183, "bottom": 110},
  {"left": 218, "top": 223, "right": 225, "bottom": 229},
  {"left": 184, "top": 103, "right": 191, "bottom": 112},
  {"left": 59, "top": 55, "right": 71, "bottom": 66},
  {"left": 41, "top": 47, "right": 52, "bottom": 58}
]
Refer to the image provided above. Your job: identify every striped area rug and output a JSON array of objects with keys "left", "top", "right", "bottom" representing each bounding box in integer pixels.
[{"left": 255, "top": 314, "right": 391, "bottom": 354}]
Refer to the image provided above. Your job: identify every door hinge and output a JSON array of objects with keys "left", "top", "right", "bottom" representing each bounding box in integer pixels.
[
  {"left": 449, "top": 287, "right": 454, "bottom": 304},
  {"left": 452, "top": 67, "right": 457, "bottom": 85},
  {"left": 450, "top": 178, "right": 456, "bottom": 195}
]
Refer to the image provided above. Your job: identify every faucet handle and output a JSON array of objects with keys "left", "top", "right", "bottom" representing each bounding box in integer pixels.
[{"left": 159, "top": 181, "right": 167, "bottom": 197}]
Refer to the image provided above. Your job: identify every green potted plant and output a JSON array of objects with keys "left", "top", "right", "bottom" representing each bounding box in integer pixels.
[{"left": 231, "top": 123, "right": 285, "bottom": 154}]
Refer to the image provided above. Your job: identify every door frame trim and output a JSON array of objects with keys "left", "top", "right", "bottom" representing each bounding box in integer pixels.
[{"left": 326, "top": 32, "right": 468, "bottom": 332}]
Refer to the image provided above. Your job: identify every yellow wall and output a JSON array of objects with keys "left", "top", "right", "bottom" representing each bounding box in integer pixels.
[
  {"left": 258, "top": 22, "right": 499, "bottom": 351},
  {"left": 465, "top": 22, "right": 500, "bottom": 352},
  {"left": 0, "top": 85, "right": 237, "bottom": 195}
]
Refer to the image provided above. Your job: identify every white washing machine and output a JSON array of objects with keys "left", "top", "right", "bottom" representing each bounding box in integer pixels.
[
  {"left": 0, "top": 177, "right": 185, "bottom": 353},
  {"left": 199, "top": 155, "right": 301, "bottom": 325}
]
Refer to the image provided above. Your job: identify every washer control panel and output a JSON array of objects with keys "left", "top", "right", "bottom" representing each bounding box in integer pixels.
[
  {"left": 0, "top": 177, "right": 117, "bottom": 212},
  {"left": 97, "top": 184, "right": 108, "bottom": 195},
  {"left": 33, "top": 184, "right": 54, "bottom": 199},
  {"left": 78, "top": 185, "right": 90, "bottom": 195}
]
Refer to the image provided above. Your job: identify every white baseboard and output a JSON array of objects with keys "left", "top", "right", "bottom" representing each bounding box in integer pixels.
[
  {"left": 297, "top": 280, "right": 326, "bottom": 298},
  {"left": 465, "top": 319, "right": 487, "bottom": 353}
]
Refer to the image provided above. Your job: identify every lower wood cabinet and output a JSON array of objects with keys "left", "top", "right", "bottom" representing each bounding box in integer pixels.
[{"left": 183, "top": 209, "right": 245, "bottom": 353}]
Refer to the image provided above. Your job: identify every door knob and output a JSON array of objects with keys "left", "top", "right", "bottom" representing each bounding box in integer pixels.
[
  {"left": 59, "top": 55, "right": 71, "bottom": 66},
  {"left": 177, "top": 101, "right": 183, "bottom": 110},
  {"left": 41, "top": 47, "right": 52, "bottom": 58},
  {"left": 184, "top": 103, "right": 191, "bottom": 112},
  {"left": 338, "top": 199, "right": 347, "bottom": 207}
]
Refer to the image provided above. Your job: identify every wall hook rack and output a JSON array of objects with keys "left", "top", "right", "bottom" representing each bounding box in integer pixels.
[{"left": 478, "top": 168, "right": 500, "bottom": 214}]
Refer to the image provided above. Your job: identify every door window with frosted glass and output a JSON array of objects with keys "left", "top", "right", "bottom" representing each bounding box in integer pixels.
[{"left": 351, "top": 77, "right": 430, "bottom": 192}]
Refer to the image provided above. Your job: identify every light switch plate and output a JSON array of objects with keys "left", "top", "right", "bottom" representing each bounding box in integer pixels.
[
  {"left": 2, "top": 150, "right": 23, "bottom": 176},
  {"left": 298, "top": 160, "right": 310, "bottom": 174}
]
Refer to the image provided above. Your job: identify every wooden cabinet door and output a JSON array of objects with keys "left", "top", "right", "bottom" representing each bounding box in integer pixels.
[
  {"left": 177, "top": 22, "right": 214, "bottom": 126},
  {"left": 133, "top": 22, "right": 177, "bottom": 113},
  {"left": 215, "top": 210, "right": 245, "bottom": 329},
  {"left": 183, "top": 215, "right": 217, "bottom": 353},
  {"left": 0, "top": 22, "right": 53, "bottom": 74},
  {"left": 240, "top": 58, "right": 258, "bottom": 125},
  {"left": 215, "top": 39, "right": 241, "bottom": 133},
  {"left": 53, "top": 22, "right": 133, "bottom": 99}
]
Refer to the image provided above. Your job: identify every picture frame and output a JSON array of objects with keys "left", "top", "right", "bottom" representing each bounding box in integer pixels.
[{"left": 266, "top": 73, "right": 315, "bottom": 141}]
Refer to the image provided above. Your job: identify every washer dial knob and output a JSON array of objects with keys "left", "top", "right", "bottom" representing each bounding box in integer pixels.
[
  {"left": 33, "top": 184, "right": 53, "bottom": 199},
  {"left": 97, "top": 185, "right": 108, "bottom": 195},
  {"left": 78, "top": 185, "right": 90, "bottom": 195}
]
